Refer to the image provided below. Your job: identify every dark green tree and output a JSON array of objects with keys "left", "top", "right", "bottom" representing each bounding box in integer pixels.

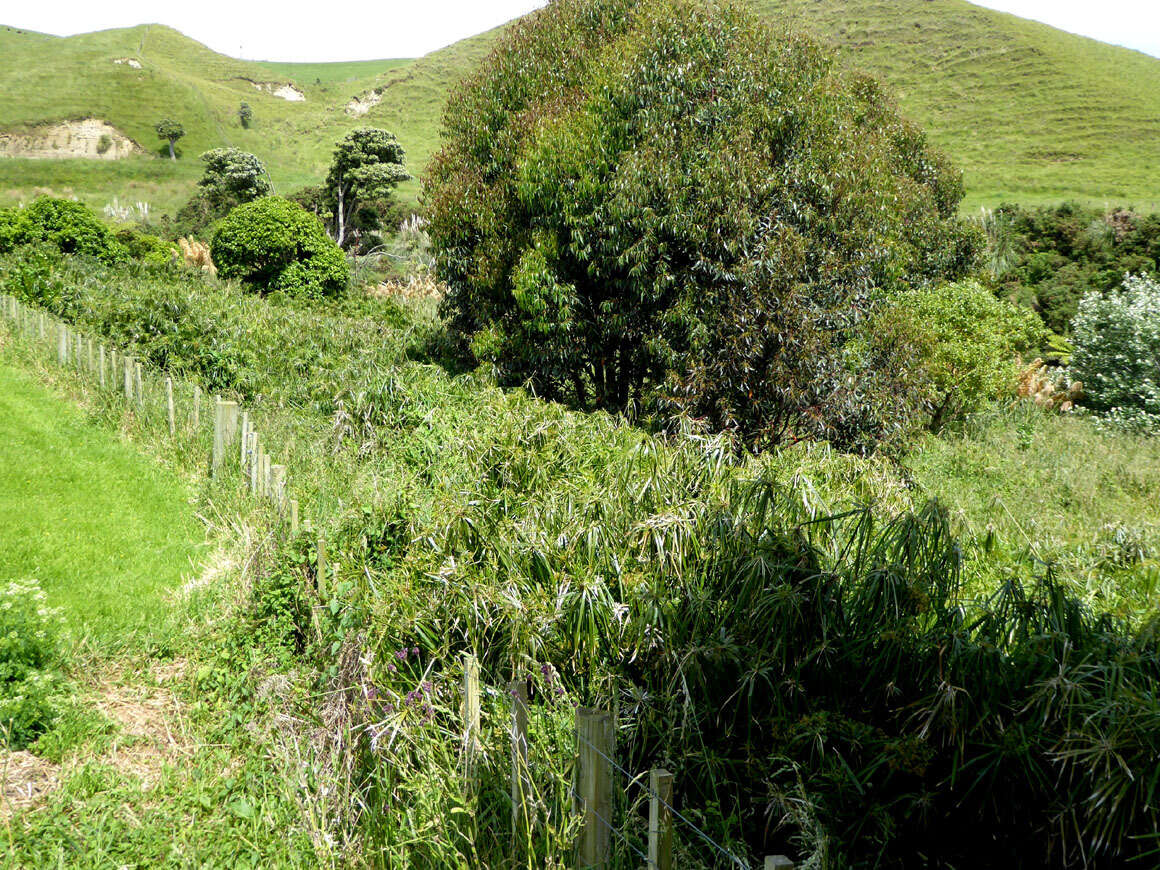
[
  {"left": 324, "top": 128, "right": 410, "bottom": 248},
  {"left": 427, "top": 0, "right": 980, "bottom": 452},
  {"left": 237, "top": 101, "right": 253, "bottom": 129},
  {"left": 155, "top": 118, "right": 185, "bottom": 160}
]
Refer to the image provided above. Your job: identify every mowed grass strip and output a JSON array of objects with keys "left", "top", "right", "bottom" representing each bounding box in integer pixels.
[{"left": 0, "top": 361, "right": 205, "bottom": 641}]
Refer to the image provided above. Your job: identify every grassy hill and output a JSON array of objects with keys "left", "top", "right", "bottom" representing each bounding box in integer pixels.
[{"left": 2, "top": 0, "right": 1160, "bottom": 215}]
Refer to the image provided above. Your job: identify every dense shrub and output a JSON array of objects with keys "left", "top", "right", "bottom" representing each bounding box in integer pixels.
[
  {"left": 1069, "top": 273, "right": 1160, "bottom": 432},
  {"left": 429, "top": 0, "right": 980, "bottom": 452},
  {"left": 211, "top": 196, "right": 349, "bottom": 297},
  {"left": 113, "top": 227, "right": 179, "bottom": 266},
  {"left": 0, "top": 580, "right": 65, "bottom": 749},
  {"left": 987, "top": 202, "right": 1160, "bottom": 333},
  {"left": 868, "top": 280, "right": 1047, "bottom": 430},
  {"left": 6, "top": 247, "right": 1159, "bottom": 866},
  {"left": 0, "top": 198, "right": 125, "bottom": 262}
]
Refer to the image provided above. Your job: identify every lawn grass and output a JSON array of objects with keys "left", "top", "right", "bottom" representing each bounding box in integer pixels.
[{"left": 0, "top": 357, "right": 206, "bottom": 643}]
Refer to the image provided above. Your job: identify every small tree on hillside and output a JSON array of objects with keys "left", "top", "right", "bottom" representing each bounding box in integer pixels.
[
  {"left": 324, "top": 128, "right": 410, "bottom": 248},
  {"left": 197, "top": 148, "right": 272, "bottom": 206},
  {"left": 238, "top": 102, "right": 253, "bottom": 129},
  {"left": 155, "top": 119, "right": 185, "bottom": 160}
]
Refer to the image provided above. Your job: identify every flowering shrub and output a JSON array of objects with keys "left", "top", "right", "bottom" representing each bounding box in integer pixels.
[
  {"left": 1069, "top": 273, "right": 1160, "bottom": 433},
  {"left": 0, "top": 579, "right": 66, "bottom": 749}
]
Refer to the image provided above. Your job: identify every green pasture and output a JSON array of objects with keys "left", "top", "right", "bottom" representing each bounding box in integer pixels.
[{"left": 0, "top": 358, "right": 205, "bottom": 643}]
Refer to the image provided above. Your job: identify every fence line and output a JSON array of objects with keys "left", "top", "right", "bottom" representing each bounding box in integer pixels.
[
  {"left": 0, "top": 293, "right": 305, "bottom": 544},
  {"left": 459, "top": 655, "right": 796, "bottom": 870}
]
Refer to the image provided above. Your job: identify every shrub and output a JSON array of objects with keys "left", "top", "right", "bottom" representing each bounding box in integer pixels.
[
  {"left": 871, "top": 280, "right": 1048, "bottom": 430},
  {"left": 211, "top": 196, "right": 349, "bottom": 297},
  {"left": 113, "top": 227, "right": 179, "bottom": 266},
  {"left": 0, "top": 198, "right": 124, "bottom": 262},
  {"left": 0, "top": 579, "right": 66, "bottom": 749},
  {"left": 428, "top": 0, "right": 980, "bottom": 452},
  {"left": 988, "top": 203, "right": 1160, "bottom": 333},
  {"left": 1069, "top": 273, "right": 1160, "bottom": 432}
]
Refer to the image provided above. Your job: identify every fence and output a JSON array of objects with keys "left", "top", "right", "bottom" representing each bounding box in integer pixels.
[
  {"left": 0, "top": 292, "right": 336, "bottom": 609},
  {"left": 463, "top": 653, "right": 796, "bottom": 870},
  {"left": 0, "top": 293, "right": 796, "bottom": 869}
]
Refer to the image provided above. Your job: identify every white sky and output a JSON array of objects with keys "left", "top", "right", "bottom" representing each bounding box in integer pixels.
[{"left": 2, "top": 0, "right": 1157, "bottom": 62}]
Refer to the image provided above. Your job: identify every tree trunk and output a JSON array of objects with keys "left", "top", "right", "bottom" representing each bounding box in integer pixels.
[
  {"left": 336, "top": 184, "right": 346, "bottom": 247},
  {"left": 167, "top": 139, "right": 175, "bottom": 160}
]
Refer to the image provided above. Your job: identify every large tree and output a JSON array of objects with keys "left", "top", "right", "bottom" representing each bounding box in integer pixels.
[
  {"left": 324, "top": 128, "right": 410, "bottom": 248},
  {"left": 427, "top": 0, "right": 980, "bottom": 453}
]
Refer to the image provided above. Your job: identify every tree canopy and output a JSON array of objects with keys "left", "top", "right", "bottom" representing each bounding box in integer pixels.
[
  {"left": 427, "top": 0, "right": 980, "bottom": 452},
  {"left": 155, "top": 119, "right": 185, "bottom": 160},
  {"left": 324, "top": 128, "right": 410, "bottom": 249}
]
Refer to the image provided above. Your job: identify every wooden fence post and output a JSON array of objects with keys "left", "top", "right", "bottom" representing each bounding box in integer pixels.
[
  {"left": 239, "top": 412, "right": 250, "bottom": 468},
  {"left": 250, "top": 435, "right": 261, "bottom": 494},
  {"left": 262, "top": 453, "right": 271, "bottom": 498},
  {"left": 764, "top": 857, "right": 795, "bottom": 870},
  {"left": 165, "top": 377, "right": 176, "bottom": 435},
  {"left": 123, "top": 356, "right": 134, "bottom": 403},
  {"left": 576, "top": 708, "right": 614, "bottom": 869},
  {"left": 212, "top": 399, "right": 239, "bottom": 472},
  {"left": 289, "top": 499, "right": 299, "bottom": 536},
  {"left": 316, "top": 534, "right": 328, "bottom": 599},
  {"left": 134, "top": 361, "right": 144, "bottom": 407},
  {"left": 75, "top": 333, "right": 82, "bottom": 370},
  {"left": 270, "top": 464, "right": 286, "bottom": 508},
  {"left": 648, "top": 769, "right": 674, "bottom": 870},
  {"left": 463, "top": 654, "right": 481, "bottom": 763},
  {"left": 99, "top": 345, "right": 106, "bottom": 389},
  {"left": 86, "top": 338, "right": 93, "bottom": 374},
  {"left": 57, "top": 324, "right": 67, "bottom": 366},
  {"left": 511, "top": 677, "right": 530, "bottom": 852}
]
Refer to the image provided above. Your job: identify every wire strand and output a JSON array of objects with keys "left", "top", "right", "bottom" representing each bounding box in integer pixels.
[
  {"left": 576, "top": 731, "right": 750, "bottom": 869},
  {"left": 570, "top": 787, "right": 650, "bottom": 864}
]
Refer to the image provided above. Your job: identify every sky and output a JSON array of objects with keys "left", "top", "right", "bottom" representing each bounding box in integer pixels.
[{"left": 2, "top": 0, "right": 1158, "bottom": 62}]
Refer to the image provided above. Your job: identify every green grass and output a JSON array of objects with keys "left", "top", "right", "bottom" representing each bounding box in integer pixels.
[
  {"left": 905, "top": 403, "right": 1160, "bottom": 615},
  {"left": 254, "top": 57, "right": 413, "bottom": 85},
  {"left": 0, "top": 356, "right": 206, "bottom": 642},
  {"left": 4, "top": 4, "right": 1160, "bottom": 214}
]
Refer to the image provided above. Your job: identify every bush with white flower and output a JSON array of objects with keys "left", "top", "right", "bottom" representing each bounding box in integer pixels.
[
  {"left": 1069, "top": 273, "right": 1160, "bottom": 433},
  {"left": 0, "top": 579, "right": 66, "bottom": 748}
]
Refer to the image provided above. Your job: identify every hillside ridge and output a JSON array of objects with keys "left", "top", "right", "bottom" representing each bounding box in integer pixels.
[{"left": 2, "top": 2, "right": 1159, "bottom": 212}]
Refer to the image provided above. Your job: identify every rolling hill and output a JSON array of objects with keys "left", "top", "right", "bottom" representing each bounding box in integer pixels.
[{"left": 2, "top": 0, "right": 1159, "bottom": 216}]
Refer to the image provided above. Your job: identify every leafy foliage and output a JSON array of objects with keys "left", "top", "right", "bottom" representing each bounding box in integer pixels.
[
  {"left": 871, "top": 280, "right": 1048, "bottom": 430},
  {"left": 0, "top": 198, "right": 125, "bottom": 262},
  {"left": 112, "top": 226, "right": 179, "bottom": 266},
  {"left": 8, "top": 241, "right": 1159, "bottom": 868},
  {"left": 173, "top": 148, "right": 274, "bottom": 239},
  {"left": 428, "top": 0, "right": 980, "bottom": 453},
  {"left": 154, "top": 117, "right": 185, "bottom": 159},
  {"left": 1069, "top": 273, "right": 1160, "bottom": 432},
  {"left": 323, "top": 128, "right": 410, "bottom": 250},
  {"left": 211, "top": 196, "right": 349, "bottom": 297},
  {"left": 988, "top": 202, "right": 1160, "bottom": 333},
  {"left": 0, "top": 580, "right": 66, "bottom": 750},
  {"left": 237, "top": 101, "right": 253, "bottom": 129}
]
